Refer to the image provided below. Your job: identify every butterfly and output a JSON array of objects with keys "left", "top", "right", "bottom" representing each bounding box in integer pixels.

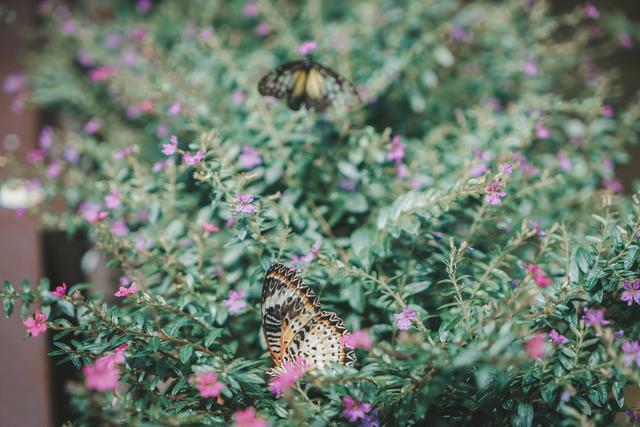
[
  {"left": 261, "top": 263, "right": 356, "bottom": 369},
  {"left": 257, "top": 55, "right": 360, "bottom": 112}
]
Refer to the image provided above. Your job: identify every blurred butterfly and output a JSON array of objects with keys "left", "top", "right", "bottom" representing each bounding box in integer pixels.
[
  {"left": 261, "top": 263, "right": 356, "bottom": 369},
  {"left": 258, "top": 55, "right": 360, "bottom": 112}
]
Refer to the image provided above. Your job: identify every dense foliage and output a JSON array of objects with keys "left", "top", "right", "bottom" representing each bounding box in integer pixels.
[{"left": 2, "top": 0, "right": 640, "bottom": 425}]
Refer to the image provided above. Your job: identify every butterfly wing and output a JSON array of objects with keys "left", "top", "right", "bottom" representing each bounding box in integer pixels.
[
  {"left": 283, "top": 310, "right": 356, "bottom": 368},
  {"left": 258, "top": 61, "right": 308, "bottom": 111},
  {"left": 261, "top": 263, "right": 321, "bottom": 366},
  {"left": 303, "top": 62, "right": 360, "bottom": 112}
]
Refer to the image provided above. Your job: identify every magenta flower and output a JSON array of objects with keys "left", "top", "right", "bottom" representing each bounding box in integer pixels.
[
  {"left": 83, "top": 354, "right": 121, "bottom": 392},
  {"left": 341, "top": 330, "right": 373, "bottom": 350},
  {"left": 387, "top": 136, "right": 405, "bottom": 162},
  {"left": 235, "top": 194, "right": 257, "bottom": 215},
  {"left": 525, "top": 333, "right": 546, "bottom": 358},
  {"left": 113, "top": 145, "right": 136, "bottom": 159},
  {"left": 243, "top": 2, "right": 258, "bottom": 17},
  {"left": 585, "top": 3, "right": 599, "bottom": 19},
  {"left": 83, "top": 117, "right": 102, "bottom": 135},
  {"left": 202, "top": 222, "right": 220, "bottom": 235},
  {"left": 200, "top": 27, "right": 215, "bottom": 41},
  {"left": 297, "top": 40, "right": 318, "bottom": 55},
  {"left": 23, "top": 308, "right": 47, "bottom": 337},
  {"left": 583, "top": 307, "right": 609, "bottom": 328},
  {"left": 393, "top": 306, "right": 416, "bottom": 330},
  {"left": 342, "top": 396, "right": 372, "bottom": 422},
  {"left": 601, "top": 105, "right": 614, "bottom": 118},
  {"left": 239, "top": 145, "right": 263, "bottom": 169},
  {"left": 111, "top": 219, "right": 129, "bottom": 236},
  {"left": 233, "top": 407, "right": 267, "bottom": 427},
  {"left": 224, "top": 289, "right": 247, "bottom": 314},
  {"left": 622, "top": 341, "right": 640, "bottom": 368},
  {"left": 556, "top": 152, "right": 572, "bottom": 172},
  {"left": 291, "top": 243, "right": 321, "bottom": 270},
  {"left": 192, "top": 371, "right": 225, "bottom": 398},
  {"left": 621, "top": 280, "right": 640, "bottom": 306},
  {"left": 269, "top": 357, "right": 308, "bottom": 397},
  {"left": 80, "top": 202, "right": 109, "bottom": 223},
  {"left": 522, "top": 58, "right": 538, "bottom": 76},
  {"left": 470, "top": 163, "right": 488, "bottom": 177},
  {"left": 168, "top": 99, "right": 182, "bottom": 115},
  {"left": 88, "top": 66, "right": 117, "bottom": 82},
  {"left": 548, "top": 329, "right": 568, "bottom": 345},
  {"left": 256, "top": 22, "right": 272, "bottom": 36},
  {"left": 51, "top": 282, "right": 67, "bottom": 298},
  {"left": 114, "top": 281, "right": 138, "bottom": 297},
  {"left": 26, "top": 149, "right": 45, "bottom": 164},
  {"left": 534, "top": 122, "right": 551, "bottom": 139},
  {"left": 39, "top": 126, "right": 53, "bottom": 150},
  {"left": 183, "top": 150, "right": 205, "bottom": 166},
  {"left": 3, "top": 73, "right": 25, "bottom": 94},
  {"left": 105, "top": 189, "right": 121, "bottom": 209},
  {"left": 602, "top": 177, "right": 622, "bottom": 193},
  {"left": 47, "top": 160, "right": 62, "bottom": 178},
  {"left": 484, "top": 181, "right": 507, "bottom": 205},
  {"left": 526, "top": 263, "right": 552, "bottom": 288},
  {"left": 499, "top": 163, "right": 513, "bottom": 175},
  {"left": 136, "top": 0, "right": 151, "bottom": 13},
  {"left": 162, "top": 135, "right": 178, "bottom": 156}
]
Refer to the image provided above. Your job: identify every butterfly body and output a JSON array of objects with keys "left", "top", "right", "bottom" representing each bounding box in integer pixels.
[
  {"left": 258, "top": 56, "right": 360, "bottom": 112},
  {"left": 261, "top": 263, "right": 355, "bottom": 369}
]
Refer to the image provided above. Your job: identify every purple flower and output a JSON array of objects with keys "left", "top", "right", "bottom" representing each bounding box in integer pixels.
[
  {"left": 168, "top": 100, "right": 182, "bottom": 115},
  {"left": 47, "top": 160, "right": 62, "bottom": 178},
  {"left": 393, "top": 306, "right": 416, "bottom": 330},
  {"left": 523, "top": 58, "right": 538, "bottom": 76},
  {"left": 255, "top": 22, "right": 270, "bottom": 36},
  {"left": 105, "top": 189, "right": 121, "bottom": 209},
  {"left": 535, "top": 122, "right": 551, "bottom": 139},
  {"left": 113, "top": 145, "right": 135, "bottom": 160},
  {"left": 183, "top": 150, "right": 205, "bottom": 166},
  {"left": 162, "top": 135, "right": 178, "bottom": 155},
  {"left": 556, "top": 152, "right": 572, "bottom": 172},
  {"left": 121, "top": 50, "right": 138, "bottom": 67},
  {"left": 339, "top": 177, "right": 358, "bottom": 192},
  {"left": 484, "top": 181, "right": 507, "bottom": 205},
  {"left": 470, "top": 163, "right": 488, "bottom": 177},
  {"left": 583, "top": 307, "right": 609, "bottom": 328},
  {"left": 529, "top": 220, "right": 546, "bottom": 237},
  {"left": 290, "top": 243, "right": 321, "bottom": 270},
  {"left": 235, "top": 194, "right": 257, "bottom": 215},
  {"left": 297, "top": 40, "right": 317, "bottom": 55},
  {"left": 620, "top": 280, "right": 640, "bottom": 306},
  {"left": 239, "top": 145, "right": 262, "bottom": 169},
  {"left": 156, "top": 124, "right": 169, "bottom": 139},
  {"left": 614, "top": 330, "right": 625, "bottom": 339},
  {"left": 223, "top": 289, "right": 247, "bottom": 314},
  {"left": 200, "top": 27, "right": 214, "bottom": 41},
  {"left": 111, "top": 219, "right": 129, "bottom": 236},
  {"left": 387, "top": 136, "right": 405, "bottom": 162},
  {"left": 84, "top": 117, "right": 102, "bottom": 135},
  {"left": 396, "top": 163, "right": 408, "bottom": 179},
  {"left": 136, "top": 0, "right": 151, "bottom": 13},
  {"left": 39, "top": 126, "right": 53, "bottom": 150},
  {"left": 232, "top": 89, "right": 246, "bottom": 106},
  {"left": 360, "top": 411, "right": 380, "bottom": 427},
  {"left": 602, "top": 177, "right": 622, "bottom": 193},
  {"left": 89, "top": 66, "right": 117, "bottom": 82},
  {"left": 560, "top": 389, "right": 575, "bottom": 402},
  {"left": 601, "top": 105, "right": 614, "bottom": 118},
  {"left": 512, "top": 152, "right": 539, "bottom": 175},
  {"left": 3, "top": 73, "right": 25, "bottom": 94},
  {"left": 243, "top": 1, "right": 258, "bottom": 17},
  {"left": 499, "top": 163, "right": 513, "bottom": 175},
  {"left": 77, "top": 52, "right": 95, "bottom": 67},
  {"left": 585, "top": 3, "right": 599, "bottom": 19},
  {"left": 548, "top": 329, "right": 568, "bottom": 345},
  {"left": 342, "top": 396, "right": 372, "bottom": 422},
  {"left": 104, "top": 33, "right": 122, "bottom": 49},
  {"left": 618, "top": 33, "right": 633, "bottom": 48},
  {"left": 622, "top": 341, "right": 640, "bottom": 368}
]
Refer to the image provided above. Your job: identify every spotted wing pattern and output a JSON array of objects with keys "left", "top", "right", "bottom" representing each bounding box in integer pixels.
[
  {"left": 261, "top": 263, "right": 355, "bottom": 369},
  {"left": 257, "top": 59, "right": 360, "bottom": 112},
  {"left": 261, "top": 263, "right": 321, "bottom": 366}
]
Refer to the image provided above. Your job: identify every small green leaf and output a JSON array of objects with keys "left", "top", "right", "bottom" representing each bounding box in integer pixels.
[
  {"left": 205, "top": 329, "right": 223, "bottom": 348},
  {"left": 612, "top": 381, "right": 625, "bottom": 408},
  {"left": 511, "top": 402, "right": 533, "bottom": 427},
  {"left": 624, "top": 245, "right": 639, "bottom": 270},
  {"left": 179, "top": 345, "right": 193, "bottom": 364}
]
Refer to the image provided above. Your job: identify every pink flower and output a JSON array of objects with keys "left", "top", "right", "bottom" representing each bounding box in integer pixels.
[
  {"left": 233, "top": 407, "right": 267, "bottom": 427},
  {"left": 525, "top": 333, "right": 546, "bottom": 358},
  {"left": 136, "top": 0, "right": 151, "bottom": 13},
  {"left": 484, "top": 181, "right": 507, "bottom": 205},
  {"left": 26, "top": 149, "right": 45, "bottom": 164},
  {"left": 84, "top": 117, "right": 102, "bottom": 135},
  {"left": 39, "top": 126, "right": 53, "bottom": 150},
  {"left": 548, "top": 329, "right": 568, "bottom": 345},
  {"left": 243, "top": 2, "right": 258, "bottom": 17},
  {"left": 223, "top": 289, "right": 247, "bottom": 314},
  {"left": 168, "top": 99, "right": 182, "bottom": 115},
  {"left": 105, "top": 189, "right": 121, "bottom": 209},
  {"left": 129, "top": 27, "right": 148, "bottom": 42},
  {"left": 341, "top": 330, "right": 372, "bottom": 350},
  {"left": 556, "top": 152, "right": 572, "bottom": 172},
  {"left": 535, "top": 122, "right": 550, "bottom": 139},
  {"left": 202, "top": 222, "right": 220, "bottom": 235},
  {"left": 183, "top": 150, "right": 205, "bottom": 166},
  {"left": 622, "top": 341, "right": 640, "bottom": 368},
  {"left": 526, "top": 263, "right": 552, "bottom": 288},
  {"left": 583, "top": 307, "right": 609, "bottom": 328},
  {"left": 3, "top": 73, "right": 25, "bottom": 94},
  {"left": 88, "top": 66, "right": 117, "bottom": 82},
  {"left": 470, "top": 163, "right": 488, "bottom": 177},
  {"left": 51, "top": 282, "right": 67, "bottom": 298},
  {"left": 83, "top": 355, "right": 121, "bottom": 392},
  {"left": 200, "top": 27, "right": 215, "bottom": 41},
  {"left": 47, "top": 160, "right": 62, "bottom": 178},
  {"left": 618, "top": 33, "right": 633, "bottom": 48},
  {"left": 601, "top": 105, "right": 614, "bottom": 118},
  {"left": 512, "top": 152, "right": 539, "bottom": 175},
  {"left": 255, "top": 22, "right": 270, "bottom": 36},
  {"left": 602, "top": 177, "right": 622, "bottom": 193},
  {"left": 290, "top": 243, "right": 321, "bottom": 270},
  {"left": 113, "top": 145, "right": 136, "bottom": 159},
  {"left": 114, "top": 281, "right": 138, "bottom": 297},
  {"left": 522, "top": 58, "right": 538, "bottom": 76},
  {"left": 396, "top": 162, "right": 408, "bottom": 179},
  {"left": 393, "top": 306, "right": 416, "bottom": 330},
  {"left": 297, "top": 40, "right": 317, "bottom": 55},
  {"left": 239, "top": 145, "right": 263, "bottom": 169},
  {"left": 111, "top": 219, "right": 129, "bottom": 236},
  {"left": 23, "top": 308, "right": 47, "bottom": 337},
  {"left": 499, "top": 163, "right": 513, "bottom": 175},
  {"left": 269, "top": 357, "right": 308, "bottom": 397},
  {"left": 193, "top": 371, "right": 225, "bottom": 398},
  {"left": 387, "top": 136, "right": 405, "bottom": 162},
  {"left": 80, "top": 202, "right": 109, "bottom": 223},
  {"left": 342, "top": 396, "right": 372, "bottom": 422},
  {"left": 235, "top": 194, "right": 257, "bottom": 215},
  {"left": 162, "top": 135, "right": 178, "bottom": 155},
  {"left": 621, "top": 280, "right": 640, "bottom": 306},
  {"left": 585, "top": 3, "right": 599, "bottom": 19},
  {"left": 232, "top": 89, "right": 247, "bottom": 106}
]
